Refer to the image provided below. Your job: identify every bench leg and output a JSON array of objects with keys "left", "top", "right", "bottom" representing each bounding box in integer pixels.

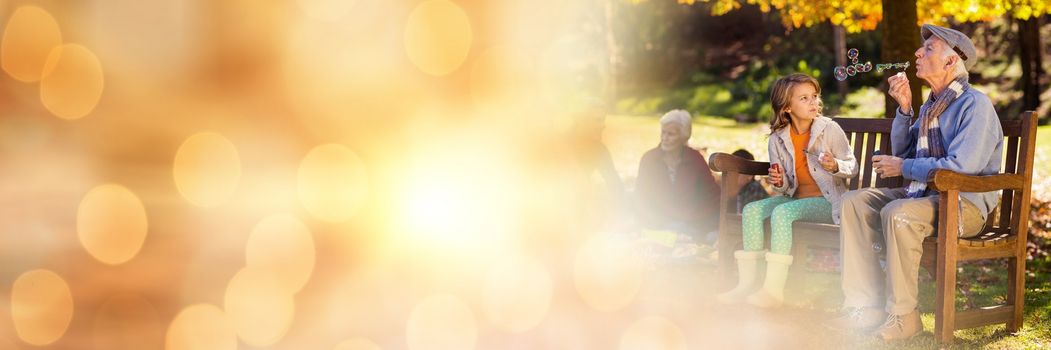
[
  {"left": 934, "top": 190, "right": 960, "bottom": 343},
  {"left": 718, "top": 230, "right": 742, "bottom": 289},
  {"left": 785, "top": 242, "right": 808, "bottom": 302},
  {"left": 934, "top": 244, "right": 958, "bottom": 343},
  {"left": 1006, "top": 255, "right": 1026, "bottom": 332}
]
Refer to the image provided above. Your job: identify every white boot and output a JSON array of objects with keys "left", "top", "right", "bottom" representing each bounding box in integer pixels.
[
  {"left": 746, "top": 252, "right": 794, "bottom": 308},
  {"left": 715, "top": 250, "right": 765, "bottom": 304}
]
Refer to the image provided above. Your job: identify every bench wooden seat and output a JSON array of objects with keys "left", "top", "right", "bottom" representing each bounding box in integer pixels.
[{"left": 708, "top": 111, "right": 1038, "bottom": 343}]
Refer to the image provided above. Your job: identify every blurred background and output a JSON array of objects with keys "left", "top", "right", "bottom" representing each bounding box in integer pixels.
[
  {"left": 0, "top": 0, "right": 1049, "bottom": 349},
  {"left": 0, "top": 0, "right": 683, "bottom": 349}
]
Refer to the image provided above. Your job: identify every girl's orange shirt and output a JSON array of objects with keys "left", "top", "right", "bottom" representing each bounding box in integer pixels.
[{"left": 789, "top": 126, "right": 822, "bottom": 199}]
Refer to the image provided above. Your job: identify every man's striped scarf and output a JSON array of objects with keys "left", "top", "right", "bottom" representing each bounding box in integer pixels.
[{"left": 906, "top": 76, "right": 970, "bottom": 198}]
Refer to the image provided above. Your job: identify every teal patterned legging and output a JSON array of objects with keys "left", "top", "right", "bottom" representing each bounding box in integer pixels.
[{"left": 742, "top": 195, "right": 833, "bottom": 254}]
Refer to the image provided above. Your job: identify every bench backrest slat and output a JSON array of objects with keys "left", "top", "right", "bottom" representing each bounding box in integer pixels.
[
  {"left": 1004, "top": 112, "right": 1036, "bottom": 237},
  {"left": 875, "top": 132, "right": 903, "bottom": 188},
  {"left": 847, "top": 131, "right": 864, "bottom": 190},
  {"left": 999, "top": 135, "right": 1020, "bottom": 232},
  {"left": 835, "top": 119, "right": 903, "bottom": 191},
  {"left": 862, "top": 132, "right": 879, "bottom": 188}
]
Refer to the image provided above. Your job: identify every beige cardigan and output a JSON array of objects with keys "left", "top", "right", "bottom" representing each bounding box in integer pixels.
[{"left": 768, "top": 116, "right": 858, "bottom": 224}]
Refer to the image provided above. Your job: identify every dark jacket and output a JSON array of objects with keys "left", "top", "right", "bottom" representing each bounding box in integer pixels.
[{"left": 635, "top": 145, "right": 721, "bottom": 232}]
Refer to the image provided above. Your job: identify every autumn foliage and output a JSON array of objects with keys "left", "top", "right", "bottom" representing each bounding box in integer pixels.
[{"left": 664, "top": 0, "right": 1049, "bottom": 32}]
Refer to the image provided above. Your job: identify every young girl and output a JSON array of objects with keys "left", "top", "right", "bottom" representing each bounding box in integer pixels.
[{"left": 716, "top": 73, "right": 857, "bottom": 308}]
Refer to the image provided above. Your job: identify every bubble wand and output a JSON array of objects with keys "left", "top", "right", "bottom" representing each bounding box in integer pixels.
[{"left": 833, "top": 48, "right": 909, "bottom": 81}]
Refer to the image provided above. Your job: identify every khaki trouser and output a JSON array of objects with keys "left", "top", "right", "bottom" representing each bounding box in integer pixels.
[{"left": 840, "top": 187, "right": 986, "bottom": 315}]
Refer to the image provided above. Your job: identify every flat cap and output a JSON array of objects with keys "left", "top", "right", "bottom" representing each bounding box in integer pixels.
[{"left": 921, "top": 24, "right": 977, "bottom": 70}]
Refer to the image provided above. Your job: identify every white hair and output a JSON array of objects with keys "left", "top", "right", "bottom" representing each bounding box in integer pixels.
[
  {"left": 939, "top": 40, "right": 969, "bottom": 79},
  {"left": 659, "top": 109, "right": 692, "bottom": 138}
]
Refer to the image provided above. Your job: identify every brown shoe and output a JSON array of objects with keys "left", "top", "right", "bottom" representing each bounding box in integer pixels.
[
  {"left": 874, "top": 310, "right": 923, "bottom": 341},
  {"left": 823, "top": 307, "right": 886, "bottom": 332}
]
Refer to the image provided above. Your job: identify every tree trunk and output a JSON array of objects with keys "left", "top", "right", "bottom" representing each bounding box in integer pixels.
[
  {"left": 604, "top": 0, "right": 619, "bottom": 103},
  {"left": 880, "top": 0, "right": 922, "bottom": 118},
  {"left": 1017, "top": 16, "right": 1044, "bottom": 122},
  {"left": 833, "top": 24, "right": 848, "bottom": 102}
]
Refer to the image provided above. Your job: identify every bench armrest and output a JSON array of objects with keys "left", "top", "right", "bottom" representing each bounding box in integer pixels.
[
  {"left": 709, "top": 152, "right": 770, "bottom": 176},
  {"left": 928, "top": 169, "right": 1025, "bottom": 192}
]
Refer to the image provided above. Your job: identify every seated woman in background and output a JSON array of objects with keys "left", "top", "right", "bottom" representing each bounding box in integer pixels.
[{"left": 634, "top": 109, "right": 721, "bottom": 243}]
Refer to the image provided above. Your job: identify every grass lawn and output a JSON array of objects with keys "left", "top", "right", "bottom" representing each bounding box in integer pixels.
[{"left": 608, "top": 114, "right": 1051, "bottom": 348}]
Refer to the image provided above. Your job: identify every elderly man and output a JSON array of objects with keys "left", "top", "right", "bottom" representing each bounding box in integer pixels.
[{"left": 826, "top": 25, "right": 1003, "bottom": 340}]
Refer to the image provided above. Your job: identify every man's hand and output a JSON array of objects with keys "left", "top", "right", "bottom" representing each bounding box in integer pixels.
[
  {"left": 888, "top": 72, "right": 912, "bottom": 115},
  {"left": 818, "top": 152, "right": 838, "bottom": 173},
  {"left": 872, "top": 155, "right": 903, "bottom": 178}
]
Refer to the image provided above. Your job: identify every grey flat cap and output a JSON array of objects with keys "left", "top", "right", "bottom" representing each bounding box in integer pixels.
[{"left": 921, "top": 24, "right": 977, "bottom": 70}]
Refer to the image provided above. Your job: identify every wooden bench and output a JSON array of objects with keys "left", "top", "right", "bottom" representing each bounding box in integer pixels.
[{"left": 708, "top": 111, "right": 1037, "bottom": 343}]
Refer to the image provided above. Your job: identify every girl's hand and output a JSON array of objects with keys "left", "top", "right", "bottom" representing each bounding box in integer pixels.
[
  {"left": 819, "top": 152, "right": 838, "bottom": 173},
  {"left": 767, "top": 163, "right": 784, "bottom": 187}
]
